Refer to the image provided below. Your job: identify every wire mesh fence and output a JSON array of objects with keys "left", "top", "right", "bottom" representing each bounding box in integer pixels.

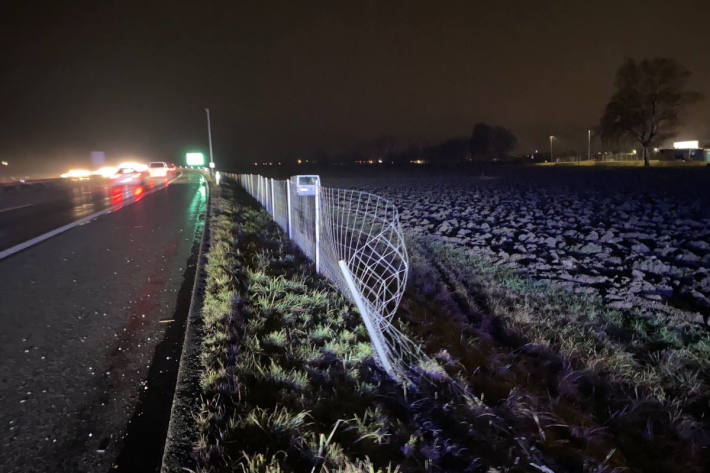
[{"left": 236, "top": 173, "right": 420, "bottom": 381}]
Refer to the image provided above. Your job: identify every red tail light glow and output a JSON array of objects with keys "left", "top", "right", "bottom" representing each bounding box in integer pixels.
[{"left": 110, "top": 187, "right": 123, "bottom": 205}]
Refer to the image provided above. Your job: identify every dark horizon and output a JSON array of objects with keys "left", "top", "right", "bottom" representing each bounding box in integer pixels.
[{"left": 2, "top": 0, "right": 709, "bottom": 177}]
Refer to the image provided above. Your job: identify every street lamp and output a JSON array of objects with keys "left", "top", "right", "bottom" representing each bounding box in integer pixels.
[
  {"left": 549, "top": 135, "right": 555, "bottom": 162},
  {"left": 587, "top": 129, "right": 591, "bottom": 161},
  {"left": 205, "top": 108, "right": 215, "bottom": 176}
]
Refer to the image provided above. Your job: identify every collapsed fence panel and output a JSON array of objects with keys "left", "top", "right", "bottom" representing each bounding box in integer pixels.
[{"left": 236, "top": 173, "right": 417, "bottom": 381}]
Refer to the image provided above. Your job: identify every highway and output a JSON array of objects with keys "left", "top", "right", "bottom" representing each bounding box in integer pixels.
[
  {"left": 0, "top": 176, "right": 179, "bottom": 254},
  {"left": 0, "top": 172, "right": 207, "bottom": 472}
]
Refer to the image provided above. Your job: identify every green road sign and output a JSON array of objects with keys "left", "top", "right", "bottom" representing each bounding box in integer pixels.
[{"left": 185, "top": 152, "right": 205, "bottom": 166}]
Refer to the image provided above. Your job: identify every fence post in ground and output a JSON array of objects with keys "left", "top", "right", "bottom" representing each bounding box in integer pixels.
[
  {"left": 270, "top": 178, "right": 275, "bottom": 217},
  {"left": 286, "top": 179, "right": 292, "bottom": 239},
  {"left": 315, "top": 182, "right": 320, "bottom": 274},
  {"left": 338, "top": 260, "right": 396, "bottom": 379}
]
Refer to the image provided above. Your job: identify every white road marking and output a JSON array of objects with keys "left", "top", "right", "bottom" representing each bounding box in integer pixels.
[
  {"left": 0, "top": 173, "right": 183, "bottom": 261},
  {"left": 0, "top": 203, "right": 34, "bottom": 214}
]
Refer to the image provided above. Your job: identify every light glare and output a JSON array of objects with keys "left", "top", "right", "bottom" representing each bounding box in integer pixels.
[
  {"left": 673, "top": 140, "right": 699, "bottom": 149},
  {"left": 60, "top": 169, "right": 91, "bottom": 179},
  {"left": 186, "top": 153, "right": 205, "bottom": 166}
]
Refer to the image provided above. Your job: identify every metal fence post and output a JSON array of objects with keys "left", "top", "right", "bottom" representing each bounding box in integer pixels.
[
  {"left": 315, "top": 182, "right": 320, "bottom": 274},
  {"left": 286, "top": 179, "right": 292, "bottom": 239},
  {"left": 338, "top": 260, "right": 396, "bottom": 378},
  {"left": 270, "top": 178, "right": 275, "bottom": 217}
]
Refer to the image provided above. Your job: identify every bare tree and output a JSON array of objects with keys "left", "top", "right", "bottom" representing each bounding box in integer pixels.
[
  {"left": 600, "top": 58, "right": 701, "bottom": 166},
  {"left": 470, "top": 122, "right": 517, "bottom": 160}
]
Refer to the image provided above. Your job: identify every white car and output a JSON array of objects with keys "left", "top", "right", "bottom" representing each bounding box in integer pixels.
[
  {"left": 148, "top": 161, "right": 168, "bottom": 178},
  {"left": 111, "top": 167, "right": 149, "bottom": 186}
]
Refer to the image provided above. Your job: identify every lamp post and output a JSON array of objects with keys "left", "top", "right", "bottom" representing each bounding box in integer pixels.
[
  {"left": 549, "top": 135, "right": 554, "bottom": 162},
  {"left": 587, "top": 129, "right": 591, "bottom": 161},
  {"left": 205, "top": 107, "right": 215, "bottom": 176}
]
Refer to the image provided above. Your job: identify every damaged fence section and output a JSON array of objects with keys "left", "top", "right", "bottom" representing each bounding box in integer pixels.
[{"left": 236, "top": 173, "right": 416, "bottom": 381}]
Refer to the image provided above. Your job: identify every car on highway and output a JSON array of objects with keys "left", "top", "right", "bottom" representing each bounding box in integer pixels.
[
  {"left": 111, "top": 166, "right": 149, "bottom": 186},
  {"left": 148, "top": 161, "right": 169, "bottom": 178},
  {"left": 166, "top": 162, "right": 177, "bottom": 174}
]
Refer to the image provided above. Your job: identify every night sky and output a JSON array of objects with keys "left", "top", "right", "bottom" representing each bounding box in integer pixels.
[{"left": 2, "top": 0, "right": 709, "bottom": 176}]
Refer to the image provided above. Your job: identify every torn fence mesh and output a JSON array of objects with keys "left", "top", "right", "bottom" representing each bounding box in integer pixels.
[{"left": 238, "top": 174, "right": 425, "bottom": 380}]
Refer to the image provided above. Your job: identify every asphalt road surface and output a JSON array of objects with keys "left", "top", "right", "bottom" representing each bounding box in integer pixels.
[
  {"left": 0, "top": 172, "right": 207, "bottom": 472},
  {"left": 0, "top": 175, "right": 177, "bottom": 253}
]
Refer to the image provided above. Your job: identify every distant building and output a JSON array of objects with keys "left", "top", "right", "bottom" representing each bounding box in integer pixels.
[{"left": 656, "top": 146, "right": 709, "bottom": 162}]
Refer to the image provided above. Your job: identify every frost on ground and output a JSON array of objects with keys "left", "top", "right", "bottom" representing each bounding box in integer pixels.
[{"left": 328, "top": 167, "right": 710, "bottom": 327}]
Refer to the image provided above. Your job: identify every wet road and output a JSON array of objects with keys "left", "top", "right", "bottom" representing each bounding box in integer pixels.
[
  {"left": 0, "top": 176, "right": 176, "bottom": 253},
  {"left": 0, "top": 172, "right": 207, "bottom": 472}
]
